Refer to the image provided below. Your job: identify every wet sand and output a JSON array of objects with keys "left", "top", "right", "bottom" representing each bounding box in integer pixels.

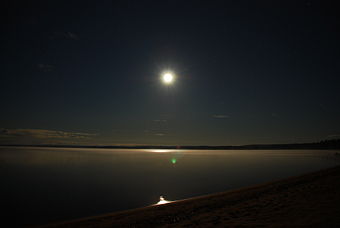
[{"left": 43, "top": 165, "right": 340, "bottom": 227}]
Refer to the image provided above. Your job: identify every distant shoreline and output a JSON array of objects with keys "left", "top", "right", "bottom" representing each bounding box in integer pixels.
[
  {"left": 1, "top": 139, "right": 340, "bottom": 150},
  {"left": 41, "top": 165, "right": 340, "bottom": 227}
]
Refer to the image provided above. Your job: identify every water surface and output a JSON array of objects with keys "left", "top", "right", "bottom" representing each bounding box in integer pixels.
[{"left": 0, "top": 147, "right": 339, "bottom": 227}]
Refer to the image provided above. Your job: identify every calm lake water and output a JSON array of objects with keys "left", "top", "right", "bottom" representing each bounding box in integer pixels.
[{"left": 0, "top": 147, "right": 339, "bottom": 227}]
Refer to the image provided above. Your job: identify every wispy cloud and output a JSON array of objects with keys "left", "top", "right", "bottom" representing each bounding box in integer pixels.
[
  {"left": 212, "top": 114, "right": 229, "bottom": 119},
  {"left": 271, "top": 112, "right": 279, "bottom": 118},
  {"left": 37, "top": 63, "right": 55, "bottom": 72},
  {"left": 0, "top": 128, "right": 96, "bottom": 139},
  {"left": 155, "top": 133, "right": 165, "bottom": 136},
  {"left": 53, "top": 31, "right": 79, "bottom": 40},
  {"left": 65, "top": 32, "right": 79, "bottom": 40}
]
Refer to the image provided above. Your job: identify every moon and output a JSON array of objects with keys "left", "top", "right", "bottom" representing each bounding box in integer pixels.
[{"left": 161, "top": 71, "right": 175, "bottom": 85}]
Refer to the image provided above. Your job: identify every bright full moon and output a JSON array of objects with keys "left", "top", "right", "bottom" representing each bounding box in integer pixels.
[{"left": 161, "top": 71, "right": 175, "bottom": 85}]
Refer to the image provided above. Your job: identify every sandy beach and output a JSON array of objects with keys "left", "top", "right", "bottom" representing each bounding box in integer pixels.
[{"left": 41, "top": 165, "right": 340, "bottom": 227}]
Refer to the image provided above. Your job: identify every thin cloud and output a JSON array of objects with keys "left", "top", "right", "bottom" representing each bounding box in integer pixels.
[
  {"left": 212, "top": 114, "right": 229, "bottom": 119},
  {"left": 153, "top": 119, "right": 167, "bottom": 123},
  {"left": 326, "top": 134, "right": 340, "bottom": 139},
  {"left": 155, "top": 133, "right": 165, "bottom": 136},
  {"left": 0, "top": 128, "right": 96, "bottom": 139}
]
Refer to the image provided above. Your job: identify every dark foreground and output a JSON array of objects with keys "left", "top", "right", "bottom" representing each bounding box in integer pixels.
[{"left": 42, "top": 166, "right": 340, "bottom": 227}]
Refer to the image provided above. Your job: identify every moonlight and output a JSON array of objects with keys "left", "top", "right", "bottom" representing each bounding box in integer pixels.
[{"left": 161, "top": 71, "right": 175, "bottom": 85}]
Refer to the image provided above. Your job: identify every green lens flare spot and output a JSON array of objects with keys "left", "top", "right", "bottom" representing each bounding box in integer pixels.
[{"left": 171, "top": 158, "right": 177, "bottom": 164}]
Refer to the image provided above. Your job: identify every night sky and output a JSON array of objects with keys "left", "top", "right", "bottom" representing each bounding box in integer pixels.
[{"left": 1, "top": 0, "right": 340, "bottom": 146}]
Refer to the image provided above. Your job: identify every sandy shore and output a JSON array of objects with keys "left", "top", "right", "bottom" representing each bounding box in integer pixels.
[{"left": 43, "top": 166, "right": 340, "bottom": 227}]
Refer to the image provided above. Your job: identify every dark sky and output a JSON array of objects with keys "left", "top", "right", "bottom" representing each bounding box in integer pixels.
[{"left": 1, "top": 0, "right": 340, "bottom": 146}]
